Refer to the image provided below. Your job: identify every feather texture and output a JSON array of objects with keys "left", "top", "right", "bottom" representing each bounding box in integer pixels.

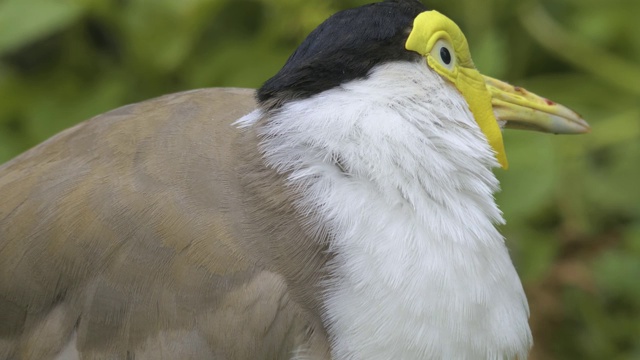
[
  {"left": 248, "top": 61, "right": 532, "bottom": 359},
  {"left": 0, "top": 62, "right": 533, "bottom": 359}
]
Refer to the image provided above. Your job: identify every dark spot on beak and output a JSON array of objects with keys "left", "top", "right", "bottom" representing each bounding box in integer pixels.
[{"left": 545, "top": 99, "right": 555, "bottom": 106}]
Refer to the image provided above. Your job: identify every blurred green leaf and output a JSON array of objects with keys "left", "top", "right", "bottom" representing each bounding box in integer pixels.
[
  {"left": 120, "top": 0, "right": 225, "bottom": 73},
  {"left": 497, "top": 132, "right": 557, "bottom": 220},
  {"left": 0, "top": 0, "right": 85, "bottom": 55}
]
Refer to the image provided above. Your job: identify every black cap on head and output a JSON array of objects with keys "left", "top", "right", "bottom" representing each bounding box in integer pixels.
[{"left": 257, "top": 0, "right": 427, "bottom": 107}]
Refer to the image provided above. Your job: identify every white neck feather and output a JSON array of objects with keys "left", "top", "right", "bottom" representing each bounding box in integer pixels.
[{"left": 240, "top": 61, "right": 532, "bottom": 359}]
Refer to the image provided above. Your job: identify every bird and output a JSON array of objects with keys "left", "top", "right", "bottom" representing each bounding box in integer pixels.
[{"left": 0, "top": 0, "right": 590, "bottom": 359}]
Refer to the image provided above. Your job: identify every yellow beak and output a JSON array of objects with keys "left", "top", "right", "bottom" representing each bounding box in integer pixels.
[
  {"left": 405, "top": 10, "right": 591, "bottom": 169},
  {"left": 484, "top": 76, "right": 591, "bottom": 135}
]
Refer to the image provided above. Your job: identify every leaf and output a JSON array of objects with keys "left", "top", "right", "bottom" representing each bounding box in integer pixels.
[
  {"left": 496, "top": 131, "right": 557, "bottom": 220},
  {"left": 119, "top": 0, "right": 225, "bottom": 73},
  {"left": 0, "top": 0, "right": 85, "bottom": 55}
]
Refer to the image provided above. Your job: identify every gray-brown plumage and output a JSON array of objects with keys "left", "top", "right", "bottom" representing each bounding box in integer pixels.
[{"left": 0, "top": 88, "right": 331, "bottom": 359}]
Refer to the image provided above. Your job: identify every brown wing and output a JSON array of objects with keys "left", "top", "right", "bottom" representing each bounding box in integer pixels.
[{"left": 0, "top": 88, "right": 326, "bottom": 360}]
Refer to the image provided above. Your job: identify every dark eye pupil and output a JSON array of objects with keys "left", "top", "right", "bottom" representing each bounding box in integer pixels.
[{"left": 440, "top": 47, "right": 452, "bottom": 65}]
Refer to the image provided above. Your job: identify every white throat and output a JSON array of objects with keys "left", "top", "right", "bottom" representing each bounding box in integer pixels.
[{"left": 241, "top": 61, "right": 532, "bottom": 359}]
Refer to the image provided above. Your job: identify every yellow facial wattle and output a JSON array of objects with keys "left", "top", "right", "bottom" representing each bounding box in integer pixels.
[{"left": 405, "top": 11, "right": 509, "bottom": 169}]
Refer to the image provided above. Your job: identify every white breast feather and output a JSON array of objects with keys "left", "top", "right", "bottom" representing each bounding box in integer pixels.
[{"left": 240, "top": 60, "right": 533, "bottom": 359}]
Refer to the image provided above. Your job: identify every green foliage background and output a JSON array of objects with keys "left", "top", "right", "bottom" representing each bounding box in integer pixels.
[{"left": 1, "top": 0, "right": 638, "bottom": 358}]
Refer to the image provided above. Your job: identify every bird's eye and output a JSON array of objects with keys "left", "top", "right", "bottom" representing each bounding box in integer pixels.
[
  {"left": 429, "top": 39, "right": 456, "bottom": 71},
  {"left": 440, "top": 47, "right": 451, "bottom": 65}
]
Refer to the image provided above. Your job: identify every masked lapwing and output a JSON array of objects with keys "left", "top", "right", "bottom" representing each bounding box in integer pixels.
[{"left": 0, "top": 0, "right": 590, "bottom": 359}]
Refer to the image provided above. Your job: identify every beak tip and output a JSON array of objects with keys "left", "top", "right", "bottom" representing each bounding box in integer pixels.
[{"left": 575, "top": 117, "right": 592, "bottom": 134}]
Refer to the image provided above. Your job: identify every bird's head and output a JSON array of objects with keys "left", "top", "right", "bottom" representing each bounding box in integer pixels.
[{"left": 257, "top": 0, "right": 589, "bottom": 170}]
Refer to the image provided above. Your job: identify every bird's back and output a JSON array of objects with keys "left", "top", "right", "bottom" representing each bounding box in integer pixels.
[{"left": 0, "top": 88, "right": 323, "bottom": 359}]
